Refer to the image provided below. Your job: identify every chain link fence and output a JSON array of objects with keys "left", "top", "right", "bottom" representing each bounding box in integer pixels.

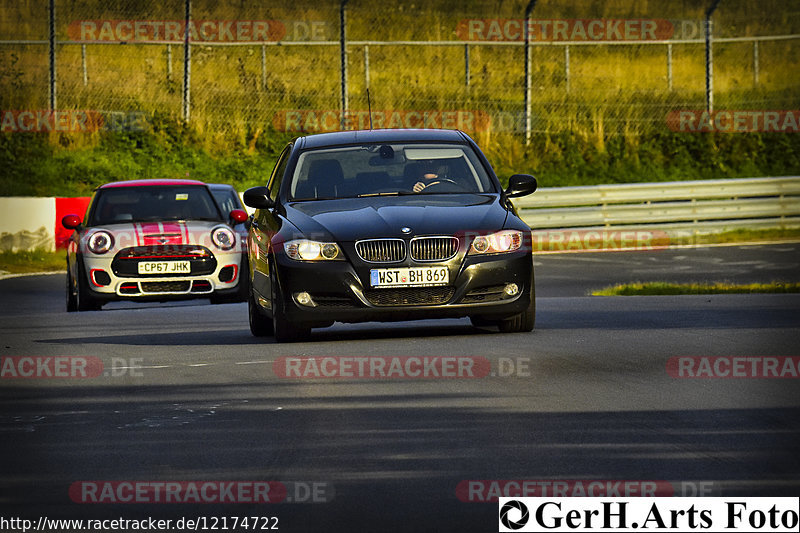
[{"left": 1, "top": 0, "right": 798, "bottom": 149}]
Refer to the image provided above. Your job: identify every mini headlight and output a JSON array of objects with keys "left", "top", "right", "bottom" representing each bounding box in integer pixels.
[
  {"left": 87, "top": 231, "right": 114, "bottom": 254},
  {"left": 284, "top": 240, "right": 342, "bottom": 261},
  {"left": 211, "top": 227, "right": 236, "bottom": 250},
  {"left": 469, "top": 230, "right": 523, "bottom": 255}
]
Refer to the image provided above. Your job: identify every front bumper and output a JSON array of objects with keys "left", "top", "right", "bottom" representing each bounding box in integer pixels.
[
  {"left": 79, "top": 251, "right": 243, "bottom": 302},
  {"left": 263, "top": 250, "right": 533, "bottom": 326}
]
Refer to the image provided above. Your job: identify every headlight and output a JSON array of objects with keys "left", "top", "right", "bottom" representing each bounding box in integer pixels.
[
  {"left": 211, "top": 227, "right": 236, "bottom": 250},
  {"left": 87, "top": 231, "right": 114, "bottom": 254},
  {"left": 284, "top": 240, "right": 342, "bottom": 261},
  {"left": 469, "top": 230, "right": 523, "bottom": 255}
]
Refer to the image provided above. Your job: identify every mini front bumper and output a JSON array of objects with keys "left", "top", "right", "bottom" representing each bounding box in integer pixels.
[{"left": 79, "top": 251, "right": 243, "bottom": 301}]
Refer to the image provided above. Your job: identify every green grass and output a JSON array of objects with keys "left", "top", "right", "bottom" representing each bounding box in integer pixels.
[
  {"left": 1, "top": 0, "right": 798, "bottom": 195},
  {"left": 0, "top": 249, "right": 65, "bottom": 274},
  {"left": 592, "top": 281, "right": 800, "bottom": 296},
  {"left": 668, "top": 228, "right": 800, "bottom": 247}
]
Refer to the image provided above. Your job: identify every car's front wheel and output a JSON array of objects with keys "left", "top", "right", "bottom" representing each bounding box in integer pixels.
[
  {"left": 497, "top": 291, "right": 535, "bottom": 333},
  {"left": 66, "top": 260, "right": 77, "bottom": 312},
  {"left": 270, "top": 258, "right": 309, "bottom": 343},
  {"left": 76, "top": 261, "right": 103, "bottom": 312},
  {"left": 248, "top": 288, "right": 273, "bottom": 337}
]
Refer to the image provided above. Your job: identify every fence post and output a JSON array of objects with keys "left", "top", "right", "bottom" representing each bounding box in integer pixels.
[
  {"left": 704, "top": 0, "right": 722, "bottom": 113},
  {"left": 523, "top": 0, "right": 537, "bottom": 145},
  {"left": 340, "top": 0, "right": 349, "bottom": 130},
  {"left": 167, "top": 44, "right": 173, "bottom": 82},
  {"left": 667, "top": 43, "right": 673, "bottom": 91},
  {"left": 81, "top": 44, "right": 88, "bottom": 86},
  {"left": 48, "top": 0, "right": 56, "bottom": 110},
  {"left": 261, "top": 44, "right": 267, "bottom": 90},
  {"left": 753, "top": 40, "right": 759, "bottom": 86},
  {"left": 364, "top": 44, "right": 370, "bottom": 90},
  {"left": 564, "top": 45, "right": 570, "bottom": 93},
  {"left": 464, "top": 44, "right": 470, "bottom": 88},
  {"left": 182, "top": 0, "right": 191, "bottom": 123}
]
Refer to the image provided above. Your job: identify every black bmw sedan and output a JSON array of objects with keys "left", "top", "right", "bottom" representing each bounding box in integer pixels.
[{"left": 243, "top": 129, "right": 538, "bottom": 342}]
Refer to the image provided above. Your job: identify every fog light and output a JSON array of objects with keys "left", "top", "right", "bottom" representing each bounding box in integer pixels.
[
  {"left": 504, "top": 283, "right": 519, "bottom": 296},
  {"left": 294, "top": 292, "right": 316, "bottom": 307}
]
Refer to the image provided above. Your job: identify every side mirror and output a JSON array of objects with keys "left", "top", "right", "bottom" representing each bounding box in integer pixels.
[
  {"left": 243, "top": 186, "right": 275, "bottom": 209},
  {"left": 229, "top": 209, "right": 248, "bottom": 224},
  {"left": 504, "top": 174, "right": 538, "bottom": 198},
  {"left": 62, "top": 214, "right": 82, "bottom": 230}
]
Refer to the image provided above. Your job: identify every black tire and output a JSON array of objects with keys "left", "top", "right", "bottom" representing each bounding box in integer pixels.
[
  {"left": 248, "top": 288, "right": 273, "bottom": 337},
  {"left": 66, "top": 261, "right": 77, "bottom": 313},
  {"left": 270, "top": 258, "right": 309, "bottom": 343},
  {"left": 76, "top": 262, "right": 102, "bottom": 312},
  {"left": 498, "top": 270, "right": 535, "bottom": 333},
  {"left": 498, "top": 292, "right": 535, "bottom": 332}
]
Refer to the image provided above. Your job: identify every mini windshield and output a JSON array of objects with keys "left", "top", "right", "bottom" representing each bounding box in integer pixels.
[
  {"left": 289, "top": 143, "right": 496, "bottom": 200},
  {"left": 89, "top": 186, "right": 223, "bottom": 225}
]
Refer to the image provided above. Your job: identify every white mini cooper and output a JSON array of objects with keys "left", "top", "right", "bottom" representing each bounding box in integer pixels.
[{"left": 62, "top": 179, "right": 248, "bottom": 311}]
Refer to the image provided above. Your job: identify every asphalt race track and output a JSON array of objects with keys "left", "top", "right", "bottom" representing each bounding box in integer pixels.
[{"left": 1, "top": 243, "right": 799, "bottom": 532}]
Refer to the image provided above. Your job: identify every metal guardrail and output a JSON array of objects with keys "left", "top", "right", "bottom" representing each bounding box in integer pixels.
[{"left": 513, "top": 176, "right": 800, "bottom": 233}]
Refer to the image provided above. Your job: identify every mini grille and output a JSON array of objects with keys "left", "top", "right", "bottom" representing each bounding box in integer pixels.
[
  {"left": 355, "top": 239, "right": 406, "bottom": 263},
  {"left": 410, "top": 237, "right": 458, "bottom": 262},
  {"left": 116, "top": 245, "right": 211, "bottom": 259},
  {"left": 364, "top": 287, "right": 454, "bottom": 306},
  {"left": 140, "top": 281, "right": 191, "bottom": 293}
]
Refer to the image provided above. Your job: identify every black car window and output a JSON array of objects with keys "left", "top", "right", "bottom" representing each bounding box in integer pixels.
[
  {"left": 289, "top": 143, "right": 495, "bottom": 200},
  {"left": 269, "top": 145, "right": 292, "bottom": 200},
  {"left": 211, "top": 189, "right": 240, "bottom": 215},
  {"left": 89, "top": 186, "right": 223, "bottom": 225}
]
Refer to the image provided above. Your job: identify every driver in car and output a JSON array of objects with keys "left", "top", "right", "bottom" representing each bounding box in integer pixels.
[{"left": 412, "top": 162, "right": 449, "bottom": 192}]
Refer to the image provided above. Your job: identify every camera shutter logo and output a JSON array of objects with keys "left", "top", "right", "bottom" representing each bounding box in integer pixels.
[{"left": 499, "top": 499, "right": 529, "bottom": 530}]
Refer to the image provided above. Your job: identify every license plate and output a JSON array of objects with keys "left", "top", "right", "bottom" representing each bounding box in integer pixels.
[
  {"left": 137, "top": 261, "right": 191, "bottom": 274},
  {"left": 370, "top": 266, "right": 449, "bottom": 288}
]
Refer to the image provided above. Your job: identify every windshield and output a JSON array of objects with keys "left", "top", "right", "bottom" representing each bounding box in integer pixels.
[
  {"left": 89, "top": 185, "right": 223, "bottom": 225},
  {"left": 288, "top": 143, "right": 496, "bottom": 201}
]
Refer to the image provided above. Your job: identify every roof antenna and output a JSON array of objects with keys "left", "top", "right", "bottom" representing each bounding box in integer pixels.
[{"left": 367, "top": 88, "right": 373, "bottom": 130}]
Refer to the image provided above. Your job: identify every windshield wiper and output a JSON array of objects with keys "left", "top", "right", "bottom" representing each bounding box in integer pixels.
[{"left": 357, "top": 191, "right": 414, "bottom": 197}]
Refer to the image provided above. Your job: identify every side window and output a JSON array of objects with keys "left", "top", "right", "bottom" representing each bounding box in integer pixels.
[{"left": 268, "top": 145, "right": 292, "bottom": 200}]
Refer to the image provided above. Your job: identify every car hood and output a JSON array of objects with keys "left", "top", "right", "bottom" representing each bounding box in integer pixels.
[
  {"left": 91, "top": 220, "right": 232, "bottom": 248},
  {"left": 283, "top": 194, "right": 509, "bottom": 242}
]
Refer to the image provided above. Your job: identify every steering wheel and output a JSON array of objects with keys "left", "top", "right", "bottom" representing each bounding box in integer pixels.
[{"left": 422, "top": 179, "right": 469, "bottom": 192}]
